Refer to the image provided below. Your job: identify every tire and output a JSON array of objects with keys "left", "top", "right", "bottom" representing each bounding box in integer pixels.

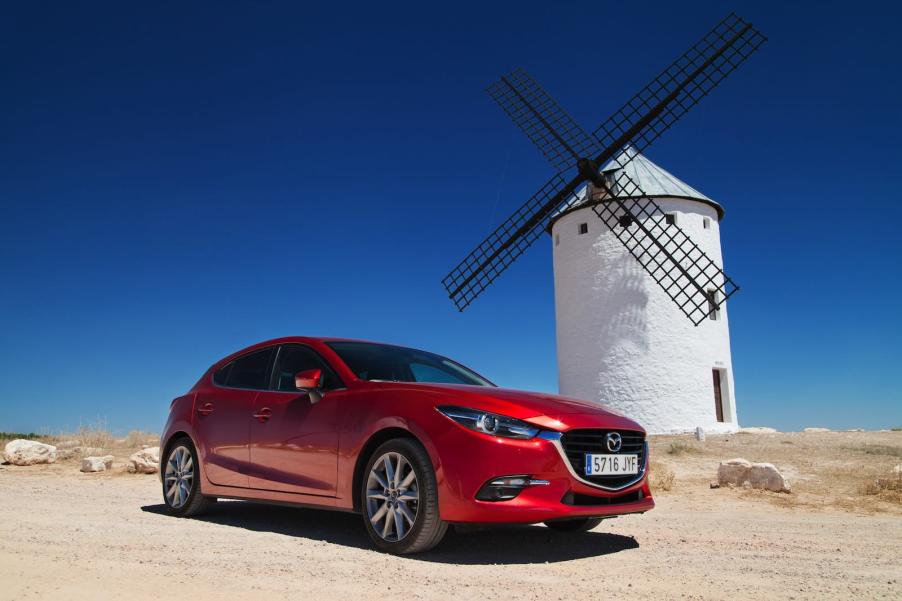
[
  {"left": 162, "top": 436, "right": 216, "bottom": 517},
  {"left": 544, "top": 517, "right": 604, "bottom": 532},
  {"left": 360, "top": 438, "right": 447, "bottom": 554}
]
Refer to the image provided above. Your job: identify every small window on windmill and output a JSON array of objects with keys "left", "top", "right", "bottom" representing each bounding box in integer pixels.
[
  {"left": 617, "top": 214, "right": 633, "bottom": 228},
  {"left": 664, "top": 213, "right": 676, "bottom": 226},
  {"left": 703, "top": 217, "right": 711, "bottom": 229},
  {"left": 578, "top": 223, "right": 588, "bottom": 235},
  {"left": 706, "top": 289, "right": 720, "bottom": 321},
  {"left": 555, "top": 234, "right": 560, "bottom": 246}
]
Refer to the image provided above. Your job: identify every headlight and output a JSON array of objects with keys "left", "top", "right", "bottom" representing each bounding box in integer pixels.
[{"left": 437, "top": 406, "right": 539, "bottom": 440}]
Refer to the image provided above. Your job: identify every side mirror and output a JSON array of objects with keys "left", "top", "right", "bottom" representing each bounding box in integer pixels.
[{"left": 295, "top": 368, "right": 324, "bottom": 404}]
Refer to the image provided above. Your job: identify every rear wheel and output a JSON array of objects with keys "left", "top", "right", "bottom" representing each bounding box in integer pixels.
[
  {"left": 360, "top": 438, "right": 447, "bottom": 554},
  {"left": 162, "top": 437, "right": 216, "bottom": 517},
  {"left": 544, "top": 517, "right": 603, "bottom": 532}
]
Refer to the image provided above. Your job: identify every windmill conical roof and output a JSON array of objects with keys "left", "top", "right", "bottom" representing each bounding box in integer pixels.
[
  {"left": 600, "top": 146, "right": 713, "bottom": 203},
  {"left": 551, "top": 146, "right": 723, "bottom": 224}
]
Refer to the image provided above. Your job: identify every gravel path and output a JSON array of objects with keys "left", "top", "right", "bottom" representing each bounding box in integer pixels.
[{"left": 0, "top": 464, "right": 899, "bottom": 600}]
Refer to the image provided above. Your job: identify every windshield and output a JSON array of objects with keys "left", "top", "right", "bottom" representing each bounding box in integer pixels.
[{"left": 326, "top": 341, "right": 494, "bottom": 387}]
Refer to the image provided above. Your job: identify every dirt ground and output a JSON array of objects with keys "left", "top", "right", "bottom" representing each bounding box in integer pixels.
[{"left": 1, "top": 431, "right": 900, "bottom": 600}]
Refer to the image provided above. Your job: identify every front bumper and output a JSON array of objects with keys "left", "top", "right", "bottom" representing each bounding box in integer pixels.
[{"left": 433, "top": 412, "right": 654, "bottom": 523}]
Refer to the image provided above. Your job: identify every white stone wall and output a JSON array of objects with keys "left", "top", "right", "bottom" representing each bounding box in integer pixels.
[{"left": 551, "top": 198, "right": 738, "bottom": 434}]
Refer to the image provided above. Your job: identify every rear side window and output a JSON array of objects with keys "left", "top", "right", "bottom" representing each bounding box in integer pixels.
[{"left": 223, "top": 348, "right": 274, "bottom": 389}]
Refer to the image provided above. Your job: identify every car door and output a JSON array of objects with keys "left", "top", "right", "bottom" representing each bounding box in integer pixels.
[
  {"left": 248, "top": 344, "right": 342, "bottom": 496},
  {"left": 194, "top": 347, "right": 275, "bottom": 488}
]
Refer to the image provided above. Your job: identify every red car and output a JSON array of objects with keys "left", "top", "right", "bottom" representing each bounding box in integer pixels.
[{"left": 160, "top": 337, "right": 654, "bottom": 553}]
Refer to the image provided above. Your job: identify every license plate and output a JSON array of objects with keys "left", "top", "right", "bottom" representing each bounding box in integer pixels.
[{"left": 585, "top": 454, "right": 638, "bottom": 476}]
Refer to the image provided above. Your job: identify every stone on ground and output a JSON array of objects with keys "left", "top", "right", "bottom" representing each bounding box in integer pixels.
[
  {"left": 740, "top": 427, "right": 778, "bottom": 434},
  {"left": 80, "top": 455, "right": 115, "bottom": 473},
  {"left": 716, "top": 457, "right": 791, "bottom": 493},
  {"left": 803, "top": 427, "right": 831, "bottom": 433},
  {"left": 128, "top": 447, "right": 160, "bottom": 474},
  {"left": 3, "top": 439, "right": 58, "bottom": 465}
]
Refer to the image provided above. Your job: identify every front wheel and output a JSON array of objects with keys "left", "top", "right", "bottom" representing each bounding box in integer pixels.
[
  {"left": 544, "top": 517, "right": 604, "bottom": 532},
  {"left": 360, "top": 438, "right": 447, "bottom": 554}
]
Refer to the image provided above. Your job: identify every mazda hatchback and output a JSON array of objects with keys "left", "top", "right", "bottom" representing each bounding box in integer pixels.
[{"left": 160, "top": 337, "right": 653, "bottom": 554}]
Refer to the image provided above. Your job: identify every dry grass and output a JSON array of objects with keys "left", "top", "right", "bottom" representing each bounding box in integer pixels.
[
  {"left": 859, "top": 472, "right": 902, "bottom": 503},
  {"left": 648, "top": 460, "right": 675, "bottom": 491},
  {"left": 842, "top": 444, "right": 902, "bottom": 458},
  {"left": 667, "top": 441, "right": 702, "bottom": 456},
  {"left": 124, "top": 430, "right": 158, "bottom": 448},
  {"left": 1, "top": 421, "right": 159, "bottom": 466},
  {"left": 649, "top": 430, "right": 902, "bottom": 514}
]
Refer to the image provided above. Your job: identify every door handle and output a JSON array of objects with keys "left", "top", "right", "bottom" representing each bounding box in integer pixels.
[
  {"left": 197, "top": 402, "right": 214, "bottom": 416},
  {"left": 252, "top": 408, "right": 273, "bottom": 423}
]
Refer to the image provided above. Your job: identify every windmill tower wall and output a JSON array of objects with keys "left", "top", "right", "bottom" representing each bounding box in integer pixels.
[{"left": 551, "top": 194, "right": 739, "bottom": 435}]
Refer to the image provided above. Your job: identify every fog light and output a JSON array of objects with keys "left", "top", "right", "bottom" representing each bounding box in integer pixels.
[{"left": 475, "top": 475, "right": 550, "bottom": 501}]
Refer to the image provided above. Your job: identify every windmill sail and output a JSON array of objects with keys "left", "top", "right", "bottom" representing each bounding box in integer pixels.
[
  {"left": 486, "top": 69, "right": 600, "bottom": 174},
  {"left": 442, "top": 171, "right": 579, "bottom": 310},
  {"left": 593, "top": 13, "right": 766, "bottom": 157},
  {"left": 442, "top": 13, "right": 765, "bottom": 319}
]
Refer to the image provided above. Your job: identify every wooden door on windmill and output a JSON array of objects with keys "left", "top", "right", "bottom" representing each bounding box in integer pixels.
[{"left": 712, "top": 369, "right": 724, "bottom": 422}]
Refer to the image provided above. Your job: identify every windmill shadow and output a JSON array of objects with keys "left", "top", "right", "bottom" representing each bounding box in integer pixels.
[{"left": 141, "top": 501, "right": 638, "bottom": 564}]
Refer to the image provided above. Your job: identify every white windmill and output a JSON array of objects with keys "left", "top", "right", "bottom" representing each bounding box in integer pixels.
[
  {"left": 442, "top": 14, "right": 764, "bottom": 434},
  {"left": 549, "top": 147, "right": 737, "bottom": 433}
]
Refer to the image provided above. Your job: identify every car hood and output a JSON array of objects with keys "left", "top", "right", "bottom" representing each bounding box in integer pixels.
[{"left": 375, "top": 381, "right": 640, "bottom": 426}]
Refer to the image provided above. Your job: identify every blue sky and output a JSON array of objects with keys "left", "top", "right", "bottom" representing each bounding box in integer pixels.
[{"left": 1, "top": 1, "right": 900, "bottom": 434}]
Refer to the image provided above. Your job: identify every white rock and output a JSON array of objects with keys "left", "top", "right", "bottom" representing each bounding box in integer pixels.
[
  {"left": 893, "top": 464, "right": 901, "bottom": 475},
  {"left": 716, "top": 457, "right": 790, "bottom": 493},
  {"left": 717, "top": 458, "right": 752, "bottom": 486},
  {"left": 3, "top": 439, "right": 57, "bottom": 465},
  {"left": 740, "top": 427, "right": 778, "bottom": 434},
  {"left": 803, "top": 427, "right": 831, "bottom": 433},
  {"left": 695, "top": 427, "right": 706, "bottom": 441},
  {"left": 80, "top": 455, "right": 114, "bottom": 472},
  {"left": 748, "top": 463, "right": 791, "bottom": 493},
  {"left": 128, "top": 446, "right": 160, "bottom": 474}
]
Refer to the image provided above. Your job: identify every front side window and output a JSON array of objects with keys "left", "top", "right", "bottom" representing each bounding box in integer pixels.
[
  {"left": 224, "top": 347, "right": 274, "bottom": 389},
  {"left": 273, "top": 345, "right": 343, "bottom": 391},
  {"left": 326, "top": 341, "right": 493, "bottom": 387}
]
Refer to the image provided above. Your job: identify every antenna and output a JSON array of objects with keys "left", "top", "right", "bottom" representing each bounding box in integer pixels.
[{"left": 441, "top": 13, "right": 765, "bottom": 324}]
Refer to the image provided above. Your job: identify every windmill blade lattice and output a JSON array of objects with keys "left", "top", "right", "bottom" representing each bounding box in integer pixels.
[
  {"left": 442, "top": 171, "right": 579, "bottom": 310},
  {"left": 487, "top": 69, "right": 601, "bottom": 174},
  {"left": 592, "top": 12, "right": 766, "bottom": 159}
]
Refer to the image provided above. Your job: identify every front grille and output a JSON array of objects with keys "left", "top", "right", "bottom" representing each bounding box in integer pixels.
[{"left": 560, "top": 429, "right": 646, "bottom": 489}]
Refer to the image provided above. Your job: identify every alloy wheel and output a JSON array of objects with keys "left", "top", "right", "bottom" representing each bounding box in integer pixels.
[
  {"left": 164, "top": 445, "right": 195, "bottom": 509},
  {"left": 365, "top": 451, "right": 419, "bottom": 542}
]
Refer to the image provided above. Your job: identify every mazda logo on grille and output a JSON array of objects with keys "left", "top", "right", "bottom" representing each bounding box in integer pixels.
[{"left": 605, "top": 432, "right": 622, "bottom": 453}]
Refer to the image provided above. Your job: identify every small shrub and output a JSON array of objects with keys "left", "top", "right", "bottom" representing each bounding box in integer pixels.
[
  {"left": 649, "top": 461, "right": 675, "bottom": 491},
  {"left": 860, "top": 473, "right": 902, "bottom": 504},
  {"left": 668, "top": 442, "right": 701, "bottom": 456},
  {"left": 0, "top": 432, "right": 45, "bottom": 441},
  {"left": 73, "top": 418, "right": 114, "bottom": 451},
  {"left": 124, "top": 430, "right": 157, "bottom": 448},
  {"left": 843, "top": 444, "right": 902, "bottom": 458}
]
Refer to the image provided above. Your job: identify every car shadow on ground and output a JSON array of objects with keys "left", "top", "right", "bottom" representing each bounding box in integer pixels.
[{"left": 141, "top": 500, "right": 639, "bottom": 564}]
